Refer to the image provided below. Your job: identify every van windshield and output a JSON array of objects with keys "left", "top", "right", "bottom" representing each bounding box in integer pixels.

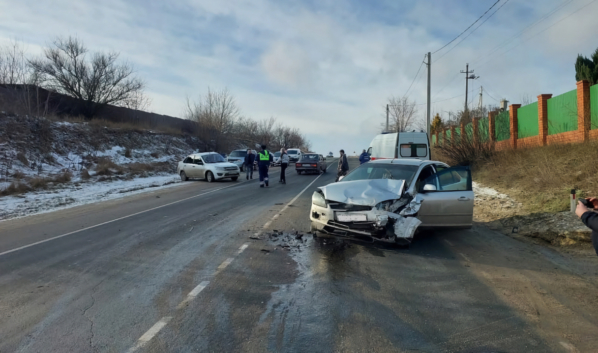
[{"left": 287, "top": 150, "right": 298, "bottom": 155}]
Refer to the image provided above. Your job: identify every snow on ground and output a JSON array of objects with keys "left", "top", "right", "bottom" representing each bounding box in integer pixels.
[
  {"left": 472, "top": 181, "right": 510, "bottom": 199},
  {"left": 0, "top": 174, "right": 182, "bottom": 221}
]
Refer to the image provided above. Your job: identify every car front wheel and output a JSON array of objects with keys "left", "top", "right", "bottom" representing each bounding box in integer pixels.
[
  {"left": 206, "top": 171, "right": 215, "bottom": 183},
  {"left": 180, "top": 171, "right": 188, "bottom": 181}
]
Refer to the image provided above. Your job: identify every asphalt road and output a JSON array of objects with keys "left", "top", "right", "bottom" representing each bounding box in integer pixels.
[{"left": 1, "top": 158, "right": 597, "bottom": 352}]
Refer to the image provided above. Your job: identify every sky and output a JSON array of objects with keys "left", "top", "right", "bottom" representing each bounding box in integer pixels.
[{"left": 2, "top": 0, "right": 598, "bottom": 155}]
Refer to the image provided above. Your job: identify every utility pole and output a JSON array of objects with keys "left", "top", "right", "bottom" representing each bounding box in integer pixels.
[
  {"left": 426, "top": 52, "right": 431, "bottom": 140},
  {"left": 385, "top": 104, "right": 389, "bottom": 132},
  {"left": 460, "top": 63, "right": 478, "bottom": 121},
  {"left": 477, "top": 86, "right": 483, "bottom": 114}
]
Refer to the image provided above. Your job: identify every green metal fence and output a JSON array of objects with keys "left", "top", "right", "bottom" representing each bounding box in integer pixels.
[
  {"left": 465, "top": 122, "right": 473, "bottom": 139},
  {"left": 446, "top": 129, "right": 452, "bottom": 140},
  {"left": 591, "top": 84, "right": 598, "bottom": 130},
  {"left": 495, "top": 111, "right": 510, "bottom": 141},
  {"left": 432, "top": 134, "right": 437, "bottom": 145},
  {"left": 478, "top": 118, "right": 489, "bottom": 142},
  {"left": 517, "top": 102, "right": 539, "bottom": 138},
  {"left": 547, "top": 89, "right": 577, "bottom": 135}
]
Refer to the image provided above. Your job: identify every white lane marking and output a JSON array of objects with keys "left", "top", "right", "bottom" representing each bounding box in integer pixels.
[
  {"left": 188, "top": 280, "right": 210, "bottom": 297},
  {"left": 559, "top": 341, "right": 578, "bottom": 352},
  {"left": 262, "top": 221, "right": 272, "bottom": 229},
  {"left": 459, "top": 253, "right": 472, "bottom": 262},
  {"left": 127, "top": 316, "right": 172, "bottom": 353},
  {"left": 237, "top": 243, "right": 249, "bottom": 255},
  {"left": 216, "top": 257, "right": 234, "bottom": 272},
  {"left": 0, "top": 184, "right": 243, "bottom": 258},
  {"left": 444, "top": 239, "right": 454, "bottom": 246}
]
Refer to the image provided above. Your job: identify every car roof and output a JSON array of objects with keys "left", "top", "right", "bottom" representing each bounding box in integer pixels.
[{"left": 368, "top": 158, "right": 445, "bottom": 166}]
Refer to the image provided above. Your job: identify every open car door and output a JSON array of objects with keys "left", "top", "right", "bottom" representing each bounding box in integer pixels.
[{"left": 416, "top": 166, "right": 474, "bottom": 227}]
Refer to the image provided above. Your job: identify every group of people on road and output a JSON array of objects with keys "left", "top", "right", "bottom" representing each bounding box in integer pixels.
[{"left": 243, "top": 145, "right": 290, "bottom": 188}]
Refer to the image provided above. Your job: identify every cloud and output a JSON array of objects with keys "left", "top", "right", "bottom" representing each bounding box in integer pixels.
[{"left": 1, "top": 0, "right": 597, "bottom": 155}]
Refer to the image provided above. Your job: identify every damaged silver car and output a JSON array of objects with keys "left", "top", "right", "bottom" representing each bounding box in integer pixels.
[{"left": 310, "top": 159, "right": 473, "bottom": 245}]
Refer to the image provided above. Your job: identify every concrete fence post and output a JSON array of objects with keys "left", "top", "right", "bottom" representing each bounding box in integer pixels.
[
  {"left": 577, "top": 80, "right": 590, "bottom": 141},
  {"left": 509, "top": 104, "right": 521, "bottom": 149},
  {"left": 538, "top": 94, "right": 552, "bottom": 146},
  {"left": 472, "top": 117, "right": 480, "bottom": 142},
  {"left": 450, "top": 126, "right": 456, "bottom": 144}
]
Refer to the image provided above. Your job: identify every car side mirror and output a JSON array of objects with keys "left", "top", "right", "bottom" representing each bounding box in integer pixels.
[{"left": 423, "top": 184, "right": 437, "bottom": 192}]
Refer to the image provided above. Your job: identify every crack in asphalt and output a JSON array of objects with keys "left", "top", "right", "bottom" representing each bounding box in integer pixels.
[{"left": 82, "top": 280, "right": 104, "bottom": 352}]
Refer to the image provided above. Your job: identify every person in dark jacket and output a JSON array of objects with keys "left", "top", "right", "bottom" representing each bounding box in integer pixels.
[
  {"left": 279, "top": 148, "right": 289, "bottom": 184},
  {"left": 244, "top": 149, "right": 255, "bottom": 180},
  {"left": 257, "top": 144, "right": 273, "bottom": 187},
  {"left": 335, "top": 149, "right": 349, "bottom": 182},
  {"left": 576, "top": 198, "right": 598, "bottom": 256},
  {"left": 358, "top": 149, "right": 370, "bottom": 164}
]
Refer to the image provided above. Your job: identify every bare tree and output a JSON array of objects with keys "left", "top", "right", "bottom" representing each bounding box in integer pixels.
[
  {"left": 0, "top": 40, "right": 30, "bottom": 85},
  {"left": 28, "top": 36, "right": 145, "bottom": 118},
  {"left": 386, "top": 96, "right": 418, "bottom": 132}
]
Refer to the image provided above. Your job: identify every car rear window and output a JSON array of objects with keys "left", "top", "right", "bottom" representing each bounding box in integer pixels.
[
  {"left": 342, "top": 164, "right": 418, "bottom": 183},
  {"left": 229, "top": 150, "right": 247, "bottom": 157},
  {"left": 301, "top": 154, "right": 318, "bottom": 160},
  {"left": 400, "top": 144, "right": 428, "bottom": 157}
]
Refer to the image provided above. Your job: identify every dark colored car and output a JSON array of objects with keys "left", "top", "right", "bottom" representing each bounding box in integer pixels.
[{"left": 296, "top": 153, "right": 327, "bottom": 174}]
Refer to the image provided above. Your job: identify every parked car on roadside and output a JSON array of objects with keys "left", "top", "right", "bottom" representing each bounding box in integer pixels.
[
  {"left": 178, "top": 152, "right": 241, "bottom": 182},
  {"left": 272, "top": 151, "right": 281, "bottom": 166},
  {"left": 310, "top": 159, "right": 473, "bottom": 245},
  {"left": 227, "top": 149, "right": 257, "bottom": 171},
  {"left": 286, "top": 148, "right": 302, "bottom": 163},
  {"left": 296, "top": 153, "right": 327, "bottom": 174}
]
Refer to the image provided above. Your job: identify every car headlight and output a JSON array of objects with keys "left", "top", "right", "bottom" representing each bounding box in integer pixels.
[{"left": 312, "top": 191, "right": 326, "bottom": 208}]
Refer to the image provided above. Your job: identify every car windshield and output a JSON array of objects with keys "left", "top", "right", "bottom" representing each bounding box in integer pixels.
[
  {"left": 202, "top": 153, "right": 226, "bottom": 163},
  {"left": 229, "top": 150, "right": 247, "bottom": 158},
  {"left": 288, "top": 150, "right": 298, "bottom": 155},
  {"left": 342, "top": 163, "right": 419, "bottom": 184},
  {"left": 301, "top": 154, "right": 318, "bottom": 160},
  {"left": 274, "top": 152, "right": 281, "bottom": 157}
]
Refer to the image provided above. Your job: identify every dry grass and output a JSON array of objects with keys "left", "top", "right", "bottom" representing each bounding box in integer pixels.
[
  {"left": 95, "top": 157, "right": 124, "bottom": 176},
  {"left": 0, "top": 182, "right": 32, "bottom": 196},
  {"left": 80, "top": 169, "right": 91, "bottom": 180},
  {"left": 29, "top": 177, "right": 50, "bottom": 190},
  {"left": 12, "top": 170, "right": 25, "bottom": 179},
  {"left": 124, "top": 147, "right": 132, "bottom": 158},
  {"left": 53, "top": 171, "right": 72, "bottom": 184},
  {"left": 16, "top": 152, "right": 29, "bottom": 167},
  {"left": 444, "top": 139, "right": 598, "bottom": 213}
]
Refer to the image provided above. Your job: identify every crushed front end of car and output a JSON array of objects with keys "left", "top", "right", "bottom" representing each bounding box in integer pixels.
[{"left": 310, "top": 179, "right": 423, "bottom": 244}]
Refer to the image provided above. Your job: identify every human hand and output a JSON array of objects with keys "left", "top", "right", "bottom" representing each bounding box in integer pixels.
[
  {"left": 587, "top": 197, "right": 598, "bottom": 208},
  {"left": 576, "top": 201, "right": 589, "bottom": 218}
]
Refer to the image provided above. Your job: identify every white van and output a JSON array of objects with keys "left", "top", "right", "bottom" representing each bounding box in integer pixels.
[
  {"left": 367, "top": 132, "right": 430, "bottom": 160},
  {"left": 286, "top": 148, "right": 302, "bottom": 163}
]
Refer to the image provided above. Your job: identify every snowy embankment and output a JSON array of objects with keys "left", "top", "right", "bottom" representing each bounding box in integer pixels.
[{"left": 0, "top": 114, "right": 201, "bottom": 221}]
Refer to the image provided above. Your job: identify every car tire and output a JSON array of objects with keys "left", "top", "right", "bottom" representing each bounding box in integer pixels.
[
  {"left": 180, "top": 171, "right": 188, "bottom": 181},
  {"left": 206, "top": 171, "right": 214, "bottom": 183},
  {"left": 231, "top": 176, "right": 238, "bottom": 181}
]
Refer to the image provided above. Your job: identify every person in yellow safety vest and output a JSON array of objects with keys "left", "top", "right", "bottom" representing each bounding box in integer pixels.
[{"left": 257, "top": 144, "right": 273, "bottom": 187}]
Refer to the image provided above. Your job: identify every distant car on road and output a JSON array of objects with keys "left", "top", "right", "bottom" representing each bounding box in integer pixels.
[
  {"left": 328, "top": 152, "right": 333, "bottom": 158},
  {"left": 272, "top": 151, "right": 281, "bottom": 166},
  {"left": 296, "top": 153, "right": 327, "bottom": 174},
  {"left": 227, "top": 149, "right": 257, "bottom": 172},
  {"left": 310, "top": 159, "right": 473, "bottom": 245},
  {"left": 178, "top": 152, "right": 240, "bottom": 182},
  {"left": 286, "top": 148, "right": 302, "bottom": 163}
]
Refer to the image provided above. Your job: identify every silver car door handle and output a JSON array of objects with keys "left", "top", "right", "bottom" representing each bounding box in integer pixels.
[{"left": 458, "top": 196, "right": 470, "bottom": 201}]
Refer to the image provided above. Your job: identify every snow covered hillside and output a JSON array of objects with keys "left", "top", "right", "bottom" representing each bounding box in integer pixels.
[{"left": 0, "top": 114, "right": 202, "bottom": 220}]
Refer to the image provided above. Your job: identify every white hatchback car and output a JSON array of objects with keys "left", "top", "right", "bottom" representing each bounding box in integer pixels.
[{"left": 178, "top": 152, "right": 240, "bottom": 182}]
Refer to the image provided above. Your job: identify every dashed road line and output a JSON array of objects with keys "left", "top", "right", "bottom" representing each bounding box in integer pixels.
[
  {"left": 444, "top": 239, "right": 454, "bottom": 246},
  {"left": 459, "top": 252, "right": 472, "bottom": 263},
  {"left": 125, "top": 162, "right": 336, "bottom": 352},
  {"left": 126, "top": 316, "right": 172, "bottom": 353}
]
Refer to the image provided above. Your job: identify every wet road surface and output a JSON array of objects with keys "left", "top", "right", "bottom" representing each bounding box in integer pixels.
[{"left": 1, "top": 159, "right": 597, "bottom": 352}]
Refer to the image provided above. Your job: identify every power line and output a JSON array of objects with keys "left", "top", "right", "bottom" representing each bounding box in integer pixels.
[
  {"left": 471, "top": 0, "right": 573, "bottom": 65},
  {"left": 476, "top": 0, "right": 597, "bottom": 70},
  {"left": 416, "top": 93, "right": 465, "bottom": 106},
  {"left": 433, "top": 0, "right": 501, "bottom": 54},
  {"left": 403, "top": 55, "right": 427, "bottom": 97},
  {"left": 432, "top": 72, "right": 461, "bottom": 100},
  {"left": 436, "top": 0, "right": 511, "bottom": 62}
]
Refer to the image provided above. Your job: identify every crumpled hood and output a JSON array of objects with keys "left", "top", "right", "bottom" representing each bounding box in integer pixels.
[{"left": 319, "top": 179, "right": 405, "bottom": 206}]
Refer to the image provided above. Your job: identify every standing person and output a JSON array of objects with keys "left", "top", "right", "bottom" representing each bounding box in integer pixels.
[
  {"left": 279, "top": 148, "right": 289, "bottom": 184},
  {"left": 257, "top": 144, "right": 273, "bottom": 187},
  {"left": 244, "top": 149, "right": 255, "bottom": 180},
  {"left": 576, "top": 197, "right": 598, "bottom": 256},
  {"left": 359, "top": 149, "right": 370, "bottom": 165},
  {"left": 336, "top": 149, "right": 349, "bottom": 182}
]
